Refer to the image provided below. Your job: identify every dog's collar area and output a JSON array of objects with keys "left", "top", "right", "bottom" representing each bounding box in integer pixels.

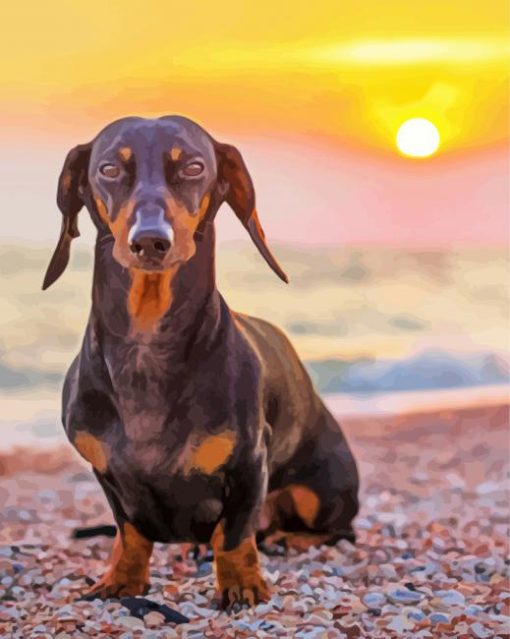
[
  {"left": 194, "top": 220, "right": 214, "bottom": 242},
  {"left": 98, "top": 233, "right": 115, "bottom": 245}
]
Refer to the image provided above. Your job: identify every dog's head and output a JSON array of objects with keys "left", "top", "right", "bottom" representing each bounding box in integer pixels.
[{"left": 42, "top": 116, "right": 288, "bottom": 290}]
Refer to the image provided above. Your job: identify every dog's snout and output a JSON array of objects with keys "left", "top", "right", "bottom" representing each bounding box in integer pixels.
[
  {"left": 129, "top": 234, "right": 171, "bottom": 259},
  {"left": 128, "top": 204, "right": 173, "bottom": 264}
]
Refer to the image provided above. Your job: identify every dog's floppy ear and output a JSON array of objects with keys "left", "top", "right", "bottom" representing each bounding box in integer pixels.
[
  {"left": 42, "top": 143, "right": 91, "bottom": 290},
  {"left": 213, "top": 141, "right": 288, "bottom": 283}
]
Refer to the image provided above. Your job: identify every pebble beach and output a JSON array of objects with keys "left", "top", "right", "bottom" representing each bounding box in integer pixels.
[{"left": 0, "top": 401, "right": 508, "bottom": 638}]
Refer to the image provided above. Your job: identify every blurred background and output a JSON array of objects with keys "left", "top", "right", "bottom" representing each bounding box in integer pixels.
[{"left": 0, "top": 1, "right": 508, "bottom": 447}]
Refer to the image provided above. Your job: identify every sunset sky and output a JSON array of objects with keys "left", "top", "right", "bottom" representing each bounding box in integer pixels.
[{"left": 1, "top": 1, "right": 508, "bottom": 246}]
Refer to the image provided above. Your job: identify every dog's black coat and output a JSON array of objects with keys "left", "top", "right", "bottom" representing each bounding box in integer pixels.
[{"left": 44, "top": 116, "right": 359, "bottom": 576}]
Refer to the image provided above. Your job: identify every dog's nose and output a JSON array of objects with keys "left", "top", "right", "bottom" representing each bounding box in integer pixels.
[
  {"left": 128, "top": 205, "right": 172, "bottom": 261},
  {"left": 129, "top": 233, "right": 171, "bottom": 260}
]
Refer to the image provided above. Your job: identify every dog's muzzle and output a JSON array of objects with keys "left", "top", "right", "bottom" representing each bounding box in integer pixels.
[{"left": 128, "top": 205, "right": 173, "bottom": 265}]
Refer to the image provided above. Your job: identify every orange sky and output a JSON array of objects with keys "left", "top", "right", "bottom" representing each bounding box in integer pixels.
[{"left": 1, "top": 1, "right": 509, "bottom": 245}]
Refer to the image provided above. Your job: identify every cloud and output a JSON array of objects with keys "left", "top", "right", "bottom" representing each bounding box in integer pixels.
[{"left": 302, "top": 38, "right": 509, "bottom": 66}]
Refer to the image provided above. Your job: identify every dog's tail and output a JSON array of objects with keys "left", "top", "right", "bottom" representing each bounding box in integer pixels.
[{"left": 71, "top": 524, "right": 117, "bottom": 539}]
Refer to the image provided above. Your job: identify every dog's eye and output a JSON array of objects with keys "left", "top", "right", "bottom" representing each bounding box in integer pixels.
[
  {"left": 181, "top": 162, "right": 204, "bottom": 178},
  {"left": 99, "top": 163, "right": 121, "bottom": 179}
]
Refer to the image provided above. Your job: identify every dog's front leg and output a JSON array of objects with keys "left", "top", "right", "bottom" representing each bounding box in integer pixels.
[
  {"left": 84, "top": 519, "right": 153, "bottom": 599},
  {"left": 211, "top": 450, "right": 270, "bottom": 609}
]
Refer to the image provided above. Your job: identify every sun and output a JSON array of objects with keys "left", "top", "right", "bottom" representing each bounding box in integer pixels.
[{"left": 396, "top": 118, "right": 440, "bottom": 158}]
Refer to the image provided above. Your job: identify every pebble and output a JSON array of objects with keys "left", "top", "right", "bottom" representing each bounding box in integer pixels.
[
  {"left": 32, "top": 624, "right": 48, "bottom": 633},
  {"left": 388, "top": 587, "right": 425, "bottom": 605},
  {"left": 118, "top": 615, "right": 145, "bottom": 630},
  {"left": 195, "top": 561, "right": 213, "bottom": 577},
  {"left": 296, "top": 627, "right": 327, "bottom": 638},
  {"left": 179, "top": 601, "right": 216, "bottom": 618},
  {"left": 380, "top": 563, "right": 398, "bottom": 579},
  {"left": 405, "top": 607, "right": 426, "bottom": 621},
  {"left": 476, "top": 481, "right": 502, "bottom": 495},
  {"left": 386, "top": 614, "right": 415, "bottom": 632},
  {"left": 471, "top": 621, "right": 493, "bottom": 638},
  {"left": 144, "top": 611, "right": 166, "bottom": 628},
  {"left": 429, "top": 612, "right": 450, "bottom": 624},
  {"left": 362, "top": 592, "right": 386, "bottom": 609},
  {"left": 434, "top": 588, "right": 466, "bottom": 606},
  {"left": 1, "top": 407, "right": 507, "bottom": 639}
]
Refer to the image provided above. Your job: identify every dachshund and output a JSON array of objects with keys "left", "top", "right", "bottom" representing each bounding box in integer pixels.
[{"left": 42, "top": 116, "right": 359, "bottom": 609}]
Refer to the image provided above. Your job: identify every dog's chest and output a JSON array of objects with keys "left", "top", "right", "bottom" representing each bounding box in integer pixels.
[
  {"left": 109, "top": 343, "right": 172, "bottom": 399},
  {"left": 103, "top": 433, "right": 229, "bottom": 543},
  {"left": 105, "top": 344, "right": 189, "bottom": 436}
]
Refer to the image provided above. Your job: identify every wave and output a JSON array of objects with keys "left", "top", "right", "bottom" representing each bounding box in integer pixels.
[{"left": 305, "top": 349, "right": 510, "bottom": 394}]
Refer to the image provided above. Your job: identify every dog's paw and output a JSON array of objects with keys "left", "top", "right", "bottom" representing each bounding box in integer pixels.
[
  {"left": 82, "top": 575, "right": 149, "bottom": 600},
  {"left": 215, "top": 576, "right": 271, "bottom": 610},
  {"left": 259, "top": 530, "right": 337, "bottom": 553}
]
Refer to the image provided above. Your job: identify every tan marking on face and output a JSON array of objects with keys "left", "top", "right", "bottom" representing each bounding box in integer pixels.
[
  {"left": 165, "top": 192, "right": 211, "bottom": 263},
  {"left": 74, "top": 431, "right": 110, "bottom": 472},
  {"left": 183, "top": 430, "right": 236, "bottom": 476},
  {"left": 110, "top": 201, "right": 134, "bottom": 238},
  {"left": 94, "top": 196, "right": 110, "bottom": 225},
  {"left": 287, "top": 483, "right": 320, "bottom": 528},
  {"left": 211, "top": 522, "right": 270, "bottom": 607},
  {"left": 170, "top": 147, "right": 182, "bottom": 161},
  {"left": 198, "top": 192, "right": 211, "bottom": 216},
  {"left": 109, "top": 200, "right": 137, "bottom": 267},
  {"left": 127, "top": 269, "right": 177, "bottom": 333},
  {"left": 95, "top": 197, "right": 137, "bottom": 270},
  {"left": 118, "top": 146, "right": 133, "bottom": 162}
]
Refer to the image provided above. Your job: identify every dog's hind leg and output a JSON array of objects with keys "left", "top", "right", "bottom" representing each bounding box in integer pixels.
[{"left": 258, "top": 409, "right": 359, "bottom": 553}]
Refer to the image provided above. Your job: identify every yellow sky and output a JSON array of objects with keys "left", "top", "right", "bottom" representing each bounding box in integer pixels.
[{"left": 1, "top": 1, "right": 509, "bottom": 155}]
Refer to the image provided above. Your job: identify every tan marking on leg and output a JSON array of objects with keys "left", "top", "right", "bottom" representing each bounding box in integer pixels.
[
  {"left": 287, "top": 483, "right": 320, "bottom": 528},
  {"left": 74, "top": 431, "right": 110, "bottom": 473},
  {"left": 262, "top": 530, "right": 334, "bottom": 552},
  {"left": 118, "top": 146, "right": 133, "bottom": 162},
  {"left": 85, "top": 522, "right": 153, "bottom": 599},
  {"left": 170, "top": 147, "right": 182, "bottom": 161},
  {"left": 211, "top": 522, "right": 270, "bottom": 608},
  {"left": 183, "top": 431, "right": 236, "bottom": 476}
]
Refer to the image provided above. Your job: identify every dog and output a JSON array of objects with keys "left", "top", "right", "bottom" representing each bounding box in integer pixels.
[{"left": 42, "top": 116, "right": 359, "bottom": 609}]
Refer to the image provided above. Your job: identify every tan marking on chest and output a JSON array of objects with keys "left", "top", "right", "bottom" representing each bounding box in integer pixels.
[
  {"left": 74, "top": 431, "right": 110, "bottom": 472},
  {"left": 183, "top": 431, "right": 237, "bottom": 476},
  {"left": 127, "top": 269, "right": 177, "bottom": 333}
]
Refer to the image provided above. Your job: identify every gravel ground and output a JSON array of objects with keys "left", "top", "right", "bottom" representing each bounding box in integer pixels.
[{"left": 0, "top": 402, "right": 508, "bottom": 638}]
